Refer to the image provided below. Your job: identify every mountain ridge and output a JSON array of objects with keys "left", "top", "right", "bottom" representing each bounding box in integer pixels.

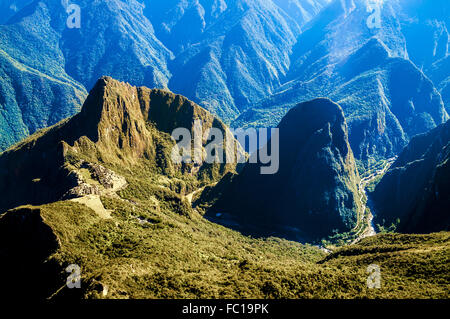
[
  {"left": 203, "top": 98, "right": 361, "bottom": 242},
  {"left": 0, "top": 76, "right": 242, "bottom": 213},
  {"left": 235, "top": 34, "right": 449, "bottom": 165},
  {"left": 0, "top": 0, "right": 332, "bottom": 151},
  {"left": 371, "top": 119, "right": 450, "bottom": 233}
]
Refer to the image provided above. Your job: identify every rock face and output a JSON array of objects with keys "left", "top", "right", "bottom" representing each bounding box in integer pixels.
[
  {"left": 208, "top": 98, "right": 361, "bottom": 241},
  {"left": 371, "top": 120, "right": 450, "bottom": 233},
  {"left": 0, "top": 76, "right": 242, "bottom": 213}
]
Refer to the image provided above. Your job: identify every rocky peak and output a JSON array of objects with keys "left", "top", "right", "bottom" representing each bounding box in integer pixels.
[
  {"left": 206, "top": 98, "right": 360, "bottom": 242},
  {"left": 0, "top": 76, "right": 242, "bottom": 213}
]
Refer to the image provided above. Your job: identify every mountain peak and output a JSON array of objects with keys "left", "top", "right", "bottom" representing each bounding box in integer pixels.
[
  {"left": 205, "top": 98, "right": 360, "bottom": 241},
  {"left": 280, "top": 97, "right": 345, "bottom": 126},
  {"left": 279, "top": 98, "right": 350, "bottom": 158},
  {"left": 0, "top": 76, "right": 241, "bottom": 213}
]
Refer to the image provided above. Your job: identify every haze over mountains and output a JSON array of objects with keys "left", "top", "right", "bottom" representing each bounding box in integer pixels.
[
  {"left": 237, "top": 0, "right": 450, "bottom": 163},
  {"left": 3, "top": 0, "right": 444, "bottom": 160}
]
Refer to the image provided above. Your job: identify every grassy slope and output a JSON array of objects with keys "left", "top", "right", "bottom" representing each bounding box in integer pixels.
[
  {"left": 2, "top": 113, "right": 448, "bottom": 299},
  {"left": 38, "top": 188, "right": 449, "bottom": 299},
  {"left": 0, "top": 74, "right": 447, "bottom": 299},
  {"left": 16, "top": 100, "right": 445, "bottom": 299}
]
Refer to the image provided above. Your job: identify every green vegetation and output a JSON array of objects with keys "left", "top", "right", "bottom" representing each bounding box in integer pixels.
[
  {"left": 0, "top": 77, "right": 447, "bottom": 300},
  {"left": 204, "top": 99, "right": 363, "bottom": 242},
  {"left": 35, "top": 197, "right": 449, "bottom": 299},
  {"left": 376, "top": 219, "right": 401, "bottom": 234}
]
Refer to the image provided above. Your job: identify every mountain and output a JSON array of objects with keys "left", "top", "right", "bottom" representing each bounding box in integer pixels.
[
  {"left": 371, "top": 120, "right": 450, "bottom": 233},
  {"left": 236, "top": 37, "right": 448, "bottom": 164},
  {"left": 2, "top": 189, "right": 449, "bottom": 299},
  {"left": 1, "top": 86, "right": 448, "bottom": 299},
  {"left": 282, "top": 0, "right": 449, "bottom": 89},
  {"left": 235, "top": 0, "right": 450, "bottom": 166},
  {"left": 1, "top": 0, "right": 448, "bottom": 160},
  {"left": 0, "top": 1, "right": 88, "bottom": 151},
  {"left": 0, "top": 0, "right": 331, "bottom": 151},
  {"left": 0, "top": 76, "right": 242, "bottom": 214},
  {"left": 204, "top": 98, "right": 361, "bottom": 242},
  {"left": 145, "top": 0, "right": 334, "bottom": 120},
  {"left": 146, "top": 0, "right": 303, "bottom": 121},
  {"left": 0, "top": 0, "right": 172, "bottom": 151},
  {"left": 0, "top": 1, "right": 449, "bottom": 301},
  {"left": 5, "top": 0, "right": 173, "bottom": 91}
]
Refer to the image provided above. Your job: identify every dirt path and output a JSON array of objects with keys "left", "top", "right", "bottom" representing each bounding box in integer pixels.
[{"left": 185, "top": 185, "right": 210, "bottom": 205}]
